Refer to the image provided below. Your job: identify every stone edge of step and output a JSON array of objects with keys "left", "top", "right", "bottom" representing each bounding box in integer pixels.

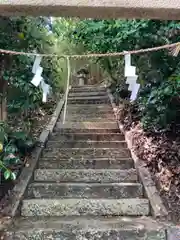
[
  {"left": 56, "top": 122, "right": 118, "bottom": 128},
  {"left": 47, "top": 140, "right": 127, "bottom": 143},
  {"left": 68, "top": 95, "right": 109, "bottom": 99},
  {"left": 66, "top": 103, "right": 112, "bottom": 107},
  {"left": 42, "top": 147, "right": 131, "bottom": 155},
  {"left": 26, "top": 182, "right": 143, "bottom": 199},
  {"left": 5, "top": 216, "right": 179, "bottom": 240},
  {"left": 5, "top": 216, "right": 166, "bottom": 237},
  {"left": 50, "top": 132, "right": 125, "bottom": 139},
  {"left": 34, "top": 168, "right": 138, "bottom": 182},
  {"left": 21, "top": 198, "right": 150, "bottom": 217},
  {"left": 42, "top": 148, "right": 132, "bottom": 159},
  {"left": 38, "top": 157, "right": 134, "bottom": 169},
  {"left": 27, "top": 182, "right": 142, "bottom": 188},
  {"left": 45, "top": 140, "right": 128, "bottom": 148}
]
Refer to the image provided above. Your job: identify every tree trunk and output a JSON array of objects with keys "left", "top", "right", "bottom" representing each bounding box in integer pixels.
[
  {"left": 0, "top": 55, "right": 11, "bottom": 122},
  {"left": 0, "top": 78, "right": 7, "bottom": 121}
]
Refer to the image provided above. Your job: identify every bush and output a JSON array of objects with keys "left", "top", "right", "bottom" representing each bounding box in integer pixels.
[
  {"left": 0, "top": 121, "right": 35, "bottom": 181},
  {"left": 138, "top": 76, "right": 180, "bottom": 132},
  {"left": 69, "top": 19, "right": 180, "bottom": 133}
]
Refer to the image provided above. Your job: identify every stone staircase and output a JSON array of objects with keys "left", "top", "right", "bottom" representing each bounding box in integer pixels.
[{"left": 5, "top": 85, "right": 165, "bottom": 239}]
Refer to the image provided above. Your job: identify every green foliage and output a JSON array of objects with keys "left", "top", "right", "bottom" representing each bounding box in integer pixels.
[
  {"left": 71, "top": 19, "right": 180, "bottom": 81},
  {"left": 0, "top": 17, "right": 85, "bottom": 181},
  {"left": 52, "top": 18, "right": 86, "bottom": 90},
  {"left": 0, "top": 121, "right": 35, "bottom": 180},
  {"left": 0, "top": 16, "right": 70, "bottom": 116},
  {"left": 69, "top": 19, "right": 180, "bottom": 132},
  {"left": 0, "top": 17, "right": 54, "bottom": 113},
  {"left": 138, "top": 77, "right": 180, "bottom": 131},
  {"left": 0, "top": 17, "right": 65, "bottom": 180},
  {"left": 0, "top": 17, "right": 54, "bottom": 180}
]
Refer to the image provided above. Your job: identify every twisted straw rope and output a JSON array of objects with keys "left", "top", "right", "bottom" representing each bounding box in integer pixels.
[{"left": 0, "top": 42, "right": 179, "bottom": 58}]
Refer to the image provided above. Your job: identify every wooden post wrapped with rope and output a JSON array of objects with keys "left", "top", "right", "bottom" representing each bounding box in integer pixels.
[{"left": 63, "top": 56, "right": 71, "bottom": 124}]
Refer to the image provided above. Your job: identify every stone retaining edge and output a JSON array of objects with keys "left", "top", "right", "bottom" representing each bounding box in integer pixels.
[
  {"left": 0, "top": 96, "right": 65, "bottom": 232},
  {"left": 39, "top": 95, "right": 65, "bottom": 146}
]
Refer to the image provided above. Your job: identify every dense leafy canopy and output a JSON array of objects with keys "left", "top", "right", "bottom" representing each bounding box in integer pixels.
[
  {"left": 0, "top": 17, "right": 84, "bottom": 181},
  {"left": 70, "top": 19, "right": 180, "bottom": 132},
  {"left": 71, "top": 20, "right": 180, "bottom": 80},
  {"left": 0, "top": 17, "right": 55, "bottom": 112},
  {"left": 0, "top": 17, "right": 67, "bottom": 180}
]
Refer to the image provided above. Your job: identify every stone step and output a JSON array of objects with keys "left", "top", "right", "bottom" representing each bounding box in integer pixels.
[
  {"left": 59, "top": 113, "right": 115, "bottom": 123},
  {"left": 68, "top": 96, "right": 109, "bottom": 101},
  {"left": 59, "top": 111, "right": 115, "bottom": 122},
  {"left": 67, "top": 103, "right": 112, "bottom": 109},
  {"left": 68, "top": 96, "right": 110, "bottom": 104},
  {"left": 27, "top": 182, "right": 143, "bottom": 199},
  {"left": 34, "top": 169, "right": 137, "bottom": 182},
  {"left": 70, "top": 86, "right": 106, "bottom": 92},
  {"left": 71, "top": 86, "right": 106, "bottom": 90},
  {"left": 69, "top": 91, "right": 107, "bottom": 97},
  {"left": 64, "top": 116, "right": 115, "bottom": 122},
  {"left": 55, "top": 122, "right": 119, "bottom": 133},
  {"left": 50, "top": 133, "right": 125, "bottom": 141},
  {"left": 21, "top": 198, "right": 149, "bottom": 217},
  {"left": 5, "top": 216, "right": 165, "bottom": 240},
  {"left": 65, "top": 110, "right": 114, "bottom": 117},
  {"left": 65, "top": 112, "right": 114, "bottom": 119},
  {"left": 66, "top": 105, "right": 113, "bottom": 115},
  {"left": 46, "top": 140, "right": 127, "bottom": 149},
  {"left": 42, "top": 148, "right": 131, "bottom": 159},
  {"left": 38, "top": 157, "right": 134, "bottom": 169}
]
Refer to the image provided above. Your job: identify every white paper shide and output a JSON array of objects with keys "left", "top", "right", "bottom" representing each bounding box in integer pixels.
[
  {"left": 41, "top": 79, "right": 50, "bottom": 103},
  {"left": 32, "top": 55, "right": 42, "bottom": 74},
  {"left": 31, "top": 55, "right": 50, "bottom": 102},
  {"left": 124, "top": 52, "right": 140, "bottom": 101},
  {"left": 31, "top": 66, "right": 43, "bottom": 87}
]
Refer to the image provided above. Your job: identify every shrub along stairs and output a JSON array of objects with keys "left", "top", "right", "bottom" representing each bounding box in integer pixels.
[{"left": 5, "top": 86, "right": 165, "bottom": 239}]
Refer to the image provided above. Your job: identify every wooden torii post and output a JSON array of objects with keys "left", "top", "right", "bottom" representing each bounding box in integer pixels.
[{"left": 0, "top": 0, "right": 179, "bottom": 19}]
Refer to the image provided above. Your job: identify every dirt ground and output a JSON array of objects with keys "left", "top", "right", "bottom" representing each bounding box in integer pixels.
[{"left": 118, "top": 104, "right": 180, "bottom": 224}]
